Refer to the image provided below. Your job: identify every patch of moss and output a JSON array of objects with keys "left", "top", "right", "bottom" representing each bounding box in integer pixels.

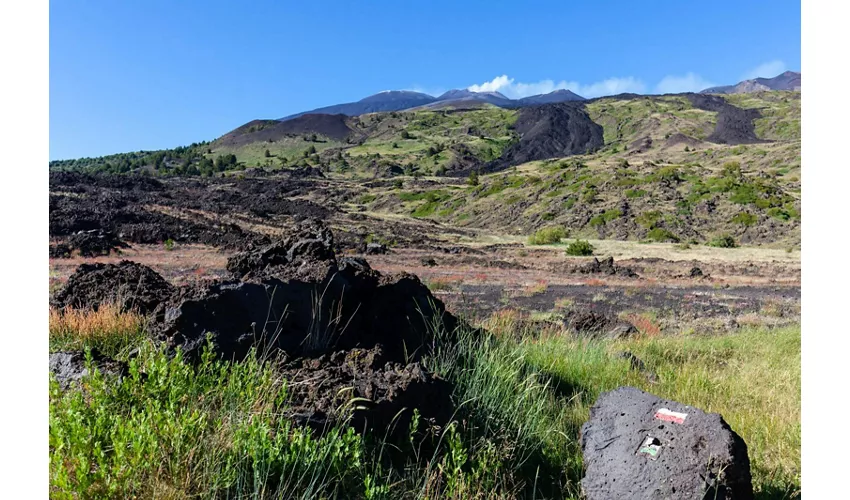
[
  {"left": 731, "top": 212, "right": 758, "bottom": 226},
  {"left": 625, "top": 189, "right": 647, "bottom": 198},
  {"left": 358, "top": 194, "right": 377, "bottom": 204},
  {"left": 636, "top": 210, "right": 663, "bottom": 229},
  {"left": 589, "top": 208, "right": 623, "bottom": 227},
  {"left": 646, "top": 227, "right": 680, "bottom": 243}
]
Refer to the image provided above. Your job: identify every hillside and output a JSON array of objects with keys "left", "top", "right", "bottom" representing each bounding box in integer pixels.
[
  {"left": 701, "top": 71, "right": 801, "bottom": 94},
  {"left": 278, "top": 87, "right": 589, "bottom": 121},
  {"left": 352, "top": 91, "right": 801, "bottom": 246},
  {"left": 49, "top": 90, "right": 800, "bottom": 246}
]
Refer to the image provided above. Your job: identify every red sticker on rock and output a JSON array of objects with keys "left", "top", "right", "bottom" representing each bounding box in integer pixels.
[{"left": 654, "top": 408, "right": 687, "bottom": 424}]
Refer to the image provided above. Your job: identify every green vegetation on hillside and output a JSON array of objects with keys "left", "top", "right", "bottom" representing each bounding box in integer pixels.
[
  {"left": 365, "top": 151, "right": 800, "bottom": 246},
  {"left": 49, "top": 91, "right": 801, "bottom": 246},
  {"left": 722, "top": 92, "right": 801, "bottom": 141},
  {"left": 342, "top": 108, "right": 519, "bottom": 176},
  {"left": 49, "top": 142, "right": 214, "bottom": 175},
  {"left": 585, "top": 95, "right": 716, "bottom": 149}
]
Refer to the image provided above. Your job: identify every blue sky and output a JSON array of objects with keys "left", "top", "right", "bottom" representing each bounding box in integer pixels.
[{"left": 50, "top": 0, "right": 800, "bottom": 160}]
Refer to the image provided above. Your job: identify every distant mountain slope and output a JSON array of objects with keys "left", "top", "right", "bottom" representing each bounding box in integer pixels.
[
  {"left": 701, "top": 71, "right": 801, "bottom": 94},
  {"left": 280, "top": 91, "right": 437, "bottom": 120},
  {"left": 198, "top": 90, "right": 801, "bottom": 175},
  {"left": 483, "top": 102, "right": 602, "bottom": 174},
  {"left": 517, "top": 89, "right": 585, "bottom": 104},
  {"left": 437, "top": 89, "right": 513, "bottom": 105},
  {"left": 218, "top": 114, "right": 357, "bottom": 148},
  {"left": 281, "top": 88, "right": 586, "bottom": 120}
]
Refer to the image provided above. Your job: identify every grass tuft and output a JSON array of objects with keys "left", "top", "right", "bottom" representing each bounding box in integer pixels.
[{"left": 49, "top": 304, "right": 147, "bottom": 358}]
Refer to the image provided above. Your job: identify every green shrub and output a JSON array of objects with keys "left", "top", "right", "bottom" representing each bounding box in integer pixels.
[
  {"left": 646, "top": 228, "right": 680, "bottom": 243},
  {"left": 164, "top": 238, "right": 175, "bottom": 251},
  {"left": 731, "top": 212, "right": 758, "bottom": 226},
  {"left": 708, "top": 234, "right": 738, "bottom": 248},
  {"left": 359, "top": 194, "right": 377, "bottom": 204},
  {"left": 565, "top": 239, "right": 594, "bottom": 256},
  {"left": 589, "top": 209, "right": 623, "bottom": 227},
  {"left": 767, "top": 207, "right": 793, "bottom": 221},
  {"left": 467, "top": 170, "right": 480, "bottom": 186},
  {"left": 625, "top": 189, "right": 647, "bottom": 198},
  {"left": 528, "top": 226, "right": 567, "bottom": 245},
  {"left": 636, "top": 211, "right": 663, "bottom": 229},
  {"left": 653, "top": 166, "right": 681, "bottom": 182},
  {"left": 730, "top": 184, "right": 758, "bottom": 204},
  {"left": 582, "top": 187, "right": 598, "bottom": 203}
]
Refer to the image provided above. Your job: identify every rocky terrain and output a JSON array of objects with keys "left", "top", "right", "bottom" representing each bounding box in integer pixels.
[{"left": 48, "top": 86, "right": 801, "bottom": 499}]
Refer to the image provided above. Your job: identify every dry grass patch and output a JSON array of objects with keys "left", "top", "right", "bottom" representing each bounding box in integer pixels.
[{"left": 49, "top": 303, "right": 147, "bottom": 357}]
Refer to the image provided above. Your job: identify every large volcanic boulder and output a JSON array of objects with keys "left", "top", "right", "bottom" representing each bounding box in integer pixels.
[
  {"left": 572, "top": 257, "right": 639, "bottom": 278},
  {"left": 160, "top": 220, "right": 459, "bottom": 362},
  {"left": 280, "top": 345, "right": 453, "bottom": 435},
  {"left": 580, "top": 386, "right": 753, "bottom": 500},
  {"left": 51, "top": 260, "right": 175, "bottom": 315},
  {"left": 563, "top": 310, "right": 638, "bottom": 339},
  {"left": 226, "top": 219, "right": 337, "bottom": 282}
]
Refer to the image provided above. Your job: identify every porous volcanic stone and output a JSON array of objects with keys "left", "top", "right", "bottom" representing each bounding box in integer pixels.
[
  {"left": 581, "top": 386, "right": 753, "bottom": 500},
  {"left": 51, "top": 260, "right": 175, "bottom": 315}
]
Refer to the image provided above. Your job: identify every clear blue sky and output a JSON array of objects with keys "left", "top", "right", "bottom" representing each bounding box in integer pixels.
[{"left": 50, "top": 0, "right": 800, "bottom": 160}]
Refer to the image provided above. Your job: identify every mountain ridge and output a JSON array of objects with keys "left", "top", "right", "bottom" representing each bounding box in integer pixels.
[
  {"left": 701, "top": 71, "right": 801, "bottom": 94},
  {"left": 281, "top": 71, "right": 800, "bottom": 121},
  {"left": 280, "top": 88, "right": 587, "bottom": 120}
]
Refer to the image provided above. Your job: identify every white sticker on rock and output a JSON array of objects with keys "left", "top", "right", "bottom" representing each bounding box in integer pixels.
[{"left": 654, "top": 407, "right": 688, "bottom": 424}]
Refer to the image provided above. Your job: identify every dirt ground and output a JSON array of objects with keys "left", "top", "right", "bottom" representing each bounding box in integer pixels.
[{"left": 50, "top": 239, "right": 800, "bottom": 335}]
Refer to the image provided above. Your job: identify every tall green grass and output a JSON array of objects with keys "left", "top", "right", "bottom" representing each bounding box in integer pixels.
[
  {"left": 517, "top": 325, "right": 801, "bottom": 499},
  {"left": 50, "top": 345, "right": 371, "bottom": 499},
  {"left": 49, "top": 308, "right": 800, "bottom": 499}
]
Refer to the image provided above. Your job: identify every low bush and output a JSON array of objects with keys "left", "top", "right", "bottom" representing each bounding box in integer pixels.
[
  {"left": 731, "top": 212, "right": 758, "bottom": 226},
  {"left": 528, "top": 226, "right": 567, "bottom": 245},
  {"left": 646, "top": 227, "right": 680, "bottom": 243},
  {"left": 589, "top": 209, "right": 623, "bottom": 227},
  {"left": 565, "top": 239, "right": 594, "bottom": 256},
  {"left": 708, "top": 234, "right": 738, "bottom": 248},
  {"left": 50, "top": 344, "right": 370, "bottom": 499},
  {"left": 625, "top": 189, "right": 647, "bottom": 198}
]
